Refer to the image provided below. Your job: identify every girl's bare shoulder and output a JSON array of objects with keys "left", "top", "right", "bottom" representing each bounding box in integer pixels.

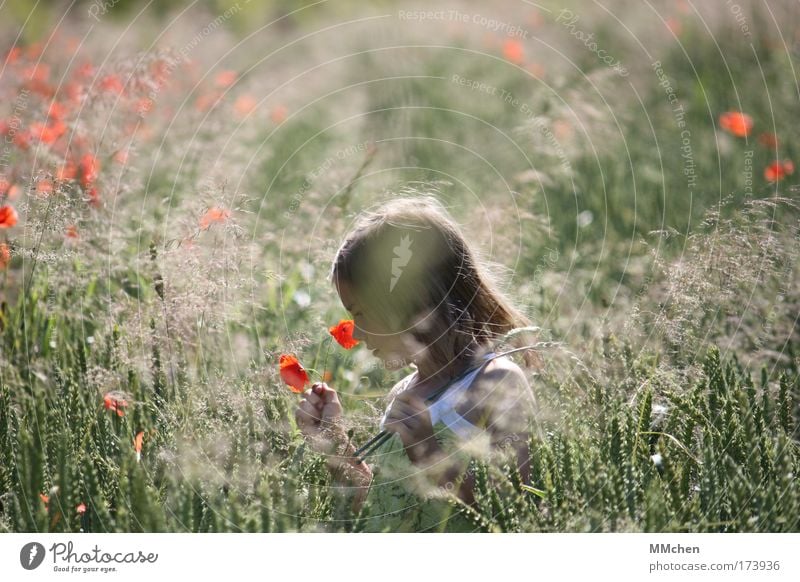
[
  {"left": 455, "top": 356, "right": 535, "bottom": 427},
  {"left": 477, "top": 355, "right": 531, "bottom": 392}
]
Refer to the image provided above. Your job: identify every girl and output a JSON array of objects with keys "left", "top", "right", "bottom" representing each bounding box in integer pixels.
[{"left": 295, "top": 195, "right": 540, "bottom": 532}]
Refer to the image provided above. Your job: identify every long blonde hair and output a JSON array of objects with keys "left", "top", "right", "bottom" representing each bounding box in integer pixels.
[{"left": 330, "top": 195, "right": 542, "bottom": 373}]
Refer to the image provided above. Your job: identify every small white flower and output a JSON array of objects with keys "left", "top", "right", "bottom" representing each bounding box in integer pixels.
[
  {"left": 577, "top": 210, "right": 593, "bottom": 228},
  {"left": 650, "top": 453, "right": 663, "bottom": 468},
  {"left": 292, "top": 290, "right": 311, "bottom": 308}
]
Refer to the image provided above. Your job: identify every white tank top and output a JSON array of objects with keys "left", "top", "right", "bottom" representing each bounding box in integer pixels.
[{"left": 379, "top": 352, "right": 497, "bottom": 440}]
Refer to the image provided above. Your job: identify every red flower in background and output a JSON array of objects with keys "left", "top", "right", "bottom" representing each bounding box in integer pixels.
[
  {"left": 79, "top": 153, "right": 100, "bottom": 187},
  {"left": 0, "top": 205, "right": 18, "bottom": 228},
  {"left": 0, "top": 205, "right": 19, "bottom": 228},
  {"left": 279, "top": 354, "right": 309, "bottom": 393},
  {"left": 758, "top": 132, "right": 779, "bottom": 149},
  {"left": 134, "top": 431, "right": 144, "bottom": 462},
  {"left": 328, "top": 319, "right": 359, "bottom": 349},
  {"left": 719, "top": 111, "right": 753, "bottom": 138},
  {"left": 103, "top": 393, "right": 128, "bottom": 417},
  {"left": 76, "top": 503, "right": 87, "bottom": 515},
  {"left": 764, "top": 159, "right": 794, "bottom": 182},
  {"left": 199, "top": 206, "right": 230, "bottom": 230},
  {"left": 502, "top": 39, "right": 525, "bottom": 65},
  {"left": 0, "top": 243, "right": 10, "bottom": 269}
]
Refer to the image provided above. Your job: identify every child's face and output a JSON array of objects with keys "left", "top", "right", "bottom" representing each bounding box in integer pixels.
[{"left": 335, "top": 278, "right": 421, "bottom": 370}]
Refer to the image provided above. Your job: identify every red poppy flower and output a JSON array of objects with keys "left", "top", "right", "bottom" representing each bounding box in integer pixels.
[
  {"left": 758, "top": 132, "right": 779, "bottom": 149},
  {"left": 270, "top": 105, "right": 288, "bottom": 124},
  {"left": 502, "top": 39, "right": 525, "bottom": 65},
  {"left": 199, "top": 206, "right": 230, "bottom": 230},
  {"left": 0, "top": 243, "right": 10, "bottom": 270},
  {"left": 99, "top": 74, "right": 125, "bottom": 95},
  {"left": 279, "top": 354, "right": 309, "bottom": 393},
  {"left": 103, "top": 393, "right": 128, "bottom": 417},
  {"left": 39, "top": 493, "right": 49, "bottom": 505},
  {"left": 76, "top": 503, "right": 86, "bottom": 515},
  {"left": 764, "top": 159, "right": 794, "bottom": 182},
  {"left": 328, "top": 319, "right": 360, "bottom": 349},
  {"left": 215, "top": 70, "right": 237, "bottom": 88},
  {"left": 134, "top": 431, "right": 144, "bottom": 462},
  {"left": 719, "top": 111, "right": 753, "bottom": 138},
  {"left": 0, "top": 205, "right": 18, "bottom": 228},
  {"left": 79, "top": 153, "right": 100, "bottom": 187}
]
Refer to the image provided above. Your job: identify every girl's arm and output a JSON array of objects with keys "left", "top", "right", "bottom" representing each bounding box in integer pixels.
[
  {"left": 320, "top": 425, "right": 373, "bottom": 513},
  {"left": 296, "top": 383, "right": 373, "bottom": 513}
]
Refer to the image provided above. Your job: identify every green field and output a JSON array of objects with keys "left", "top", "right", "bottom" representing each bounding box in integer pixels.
[{"left": 0, "top": 0, "right": 798, "bottom": 532}]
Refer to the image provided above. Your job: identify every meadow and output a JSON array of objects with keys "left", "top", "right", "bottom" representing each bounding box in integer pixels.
[{"left": 0, "top": 0, "right": 798, "bottom": 532}]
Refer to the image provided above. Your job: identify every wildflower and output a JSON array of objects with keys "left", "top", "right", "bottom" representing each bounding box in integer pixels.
[
  {"left": 35, "top": 180, "right": 54, "bottom": 197},
  {"left": 0, "top": 242, "right": 10, "bottom": 269},
  {"left": 136, "top": 97, "right": 155, "bottom": 116},
  {"left": 0, "top": 205, "right": 18, "bottom": 228},
  {"left": 719, "top": 111, "right": 753, "bottom": 138},
  {"left": 113, "top": 148, "right": 130, "bottom": 165},
  {"left": 76, "top": 503, "right": 86, "bottom": 515},
  {"left": 758, "top": 132, "right": 779, "bottom": 149},
  {"left": 79, "top": 153, "right": 100, "bottom": 187},
  {"left": 65, "top": 224, "right": 79, "bottom": 239},
  {"left": 270, "top": 105, "right": 288, "bottom": 124},
  {"left": 199, "top": 206, "right": 231, "bottom": 230},
  {"left": 279, "top": 354, "right": 310, "bottom": 393},
  {"left": 134, "top": 431, "right": 144, "bottom": 463},
  {"left": 215, "top": 70, "right": 237, "bottom": 88},
  {"left": 665, "top": 17, "right": 682, "bottom": 36},
  {"left": 764, "top": 160, "right": 794, "bottom": 182},
  {"left": 47, "top": 101, "right": 69, "bottom": 120},
  {"left": 39, "top": 493, "right": 49, "bottom": 505},
  {"left": 234, "top": 94, "right": 257, "bottom": 117},
  {"left": 328, "top": 319, "right": 360, "bottom": 349},
  {"left": 502, "top": 39, "right": 524, "bottom": 65},
  {"left": 99, "top": 74, "right": 125, "bottom": 95},
  {"left": 30, "top": 120, "right": 67, "bottom": 144},
  {"left": 103, "top": 393, "right": 128, "bottom": 417},
  {"left": 57, "top": 161, "right": 78, "bottom": 180}
]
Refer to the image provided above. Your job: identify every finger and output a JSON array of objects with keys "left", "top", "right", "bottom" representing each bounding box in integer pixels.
[
  {"left": 317, "top": 383, "right": 339, "bottom": 405},
  {"left": 393, "top": 392, "right": 428, "bottom": 408},
  {"left": 383, "top": 418, "right": 410, "bottom": 440},
  {"left": 389, "top": 399, "right": 428, "bottom": 420},
  {"left": 303, "top": 388, "right": 323, "bottom": 407},
  {"left": 296, "top": 400, "right": 321, "bottom": 424}
]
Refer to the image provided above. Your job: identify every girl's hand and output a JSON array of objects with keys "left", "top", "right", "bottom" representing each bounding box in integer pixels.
[
  {"left": 384, "top": 392, "right": 441, "bottom": 464},
  {"left": 295, "top": 382, "right": 345, "bottom": 454}
]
